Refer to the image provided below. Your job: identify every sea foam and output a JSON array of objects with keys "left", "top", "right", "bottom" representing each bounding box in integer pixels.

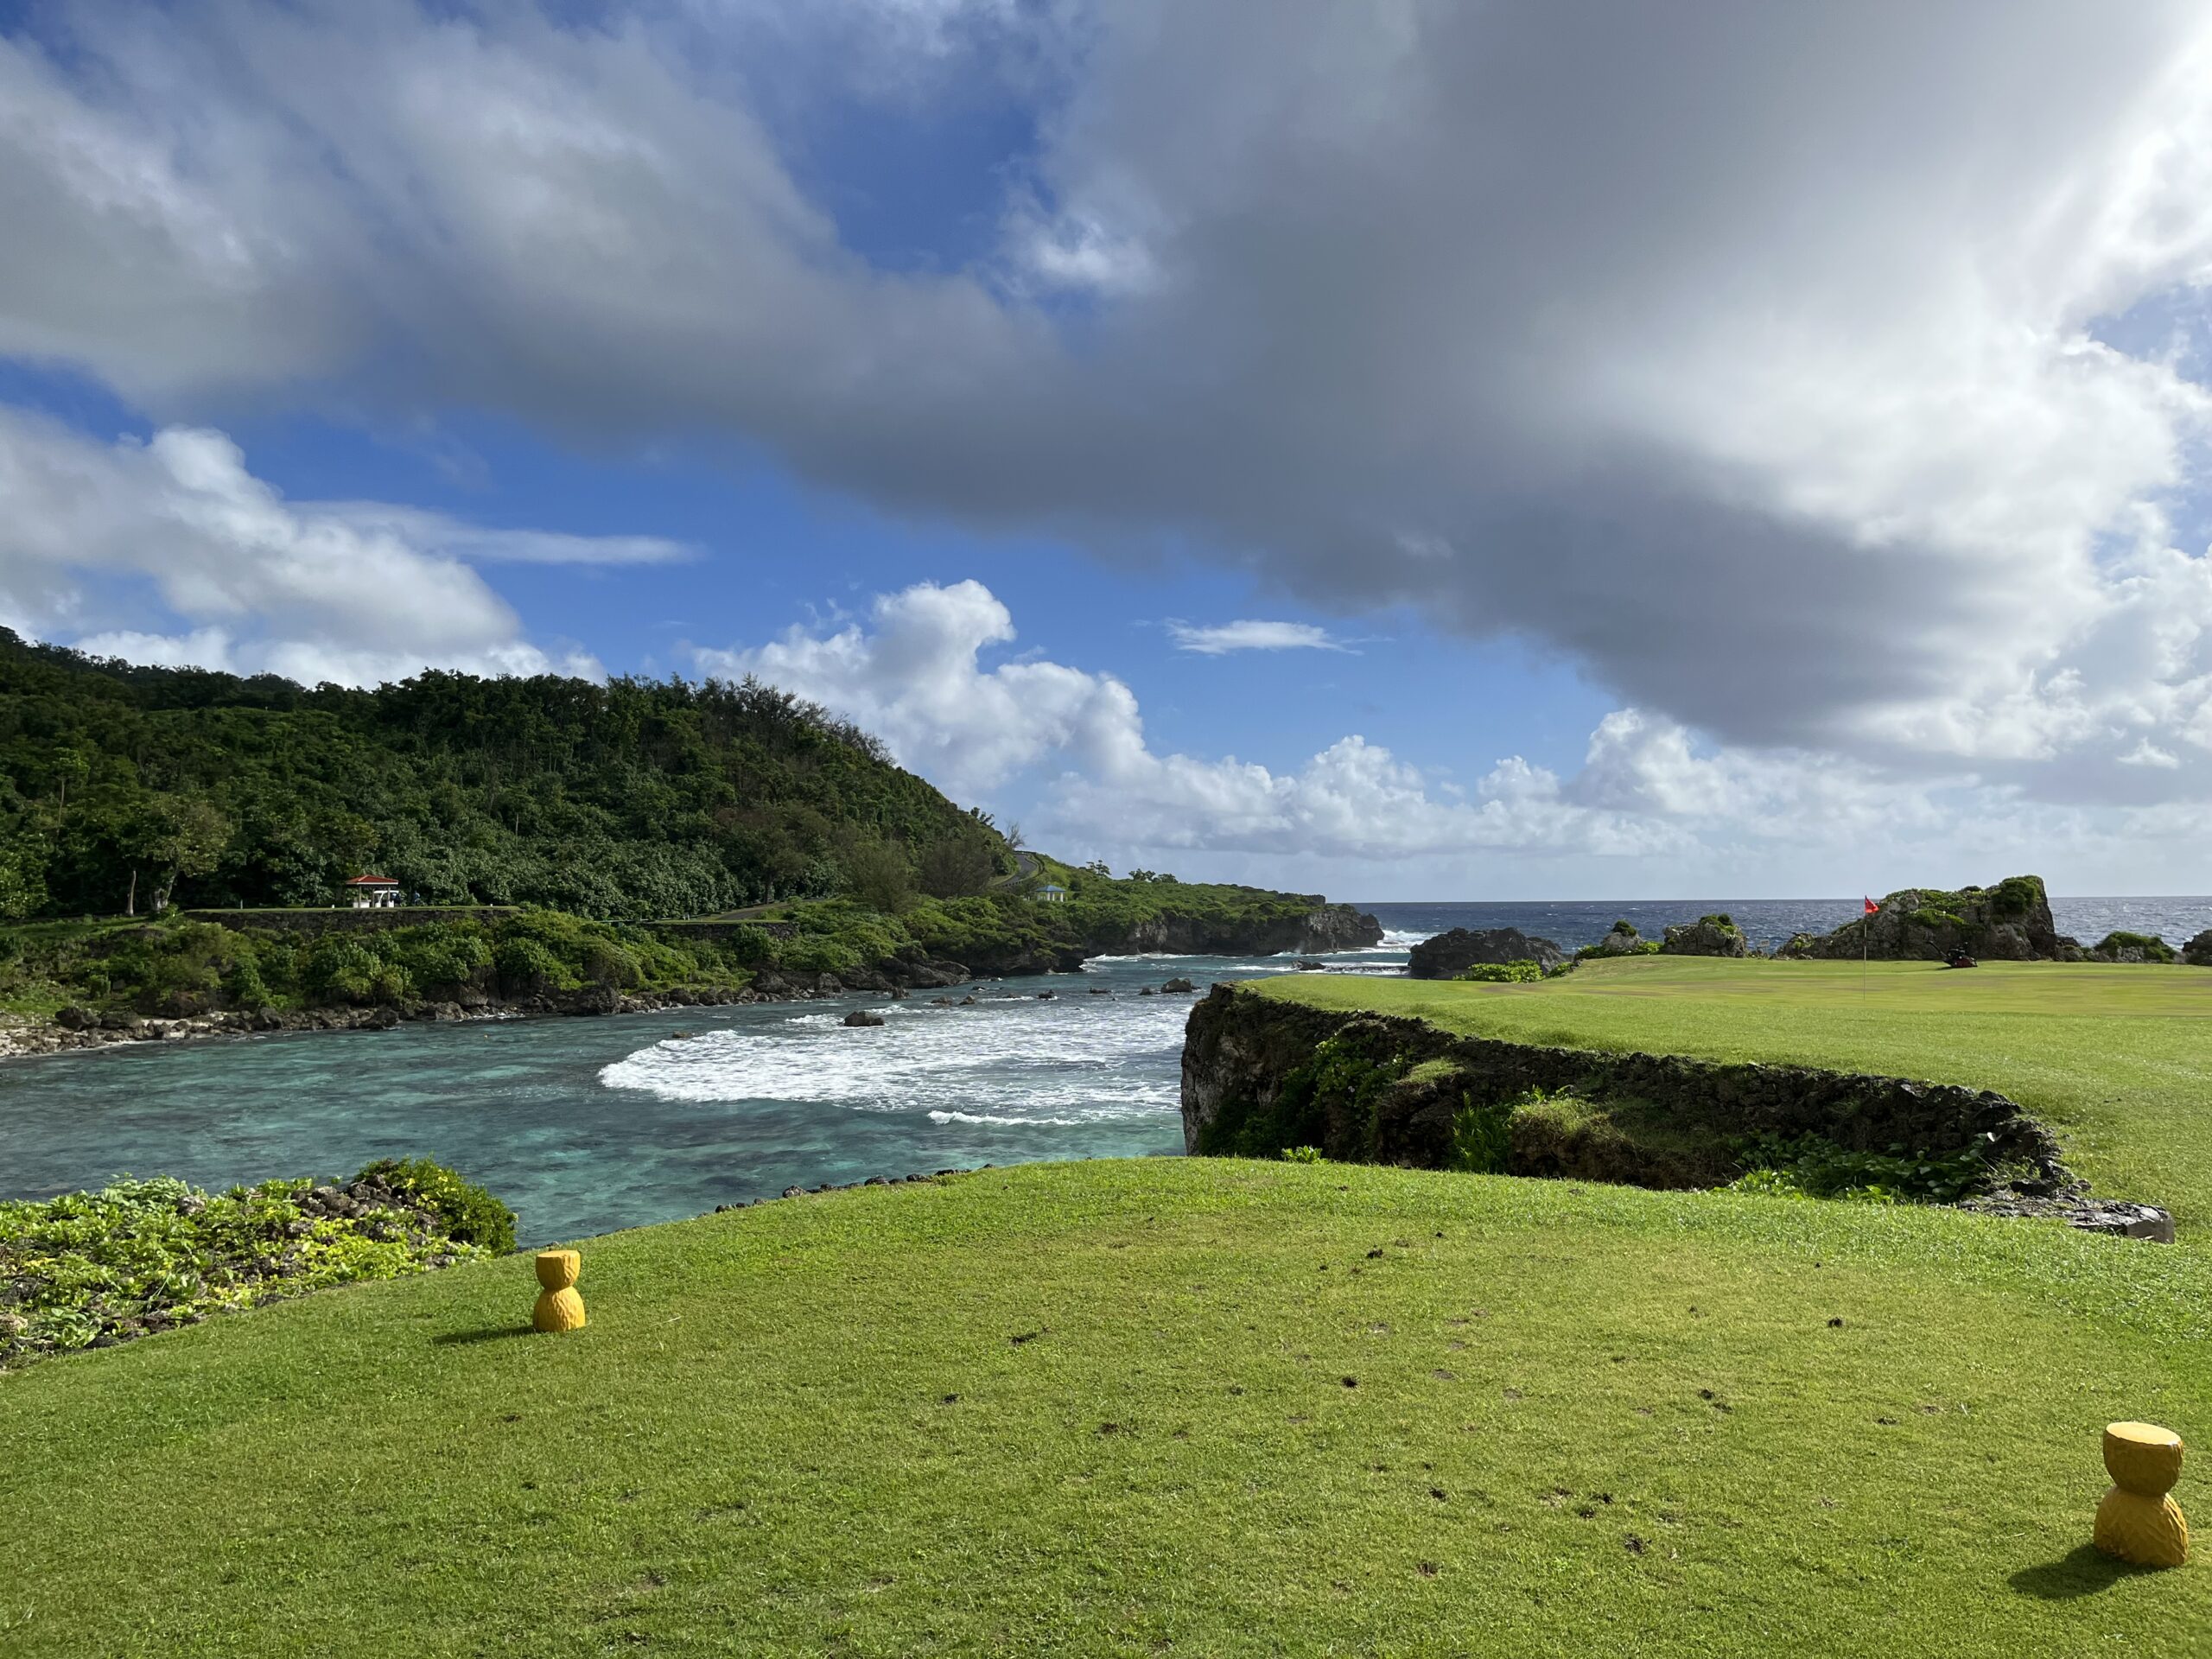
[{"left": 598, "top": 992, "right": 1189, "bottom": 1122}]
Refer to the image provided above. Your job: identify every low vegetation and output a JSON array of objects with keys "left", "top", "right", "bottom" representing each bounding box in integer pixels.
[
  {"left": 0, "top": 872, "right": 1338, "bottom": 1024},
  {"left": 1452, "top": 958, "right": 1546, "bottom": 983},
  {"left": 0, "top": 908, "right": 767, "bottom": 1020},
  {"left": 0, "top": 1160, "right": 510, "bottom": 1372}
]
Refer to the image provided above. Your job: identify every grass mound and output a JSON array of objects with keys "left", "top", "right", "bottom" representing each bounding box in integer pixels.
[
  {"left": 3, "top": 1160, "right": 2207, "bottom": 1655},
  {"left": 1259, "top": 957, "right": 2212, "bottom": 1225}
]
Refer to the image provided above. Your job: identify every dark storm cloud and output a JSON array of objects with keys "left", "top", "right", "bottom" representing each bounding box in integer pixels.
[{"left": 3, "top": 0, "right": 2211, "bottom": 794}]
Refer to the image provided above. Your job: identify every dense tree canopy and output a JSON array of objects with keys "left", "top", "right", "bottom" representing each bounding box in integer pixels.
[{"left": 0, "top": 631, "right": 1007, "bottom": 919}]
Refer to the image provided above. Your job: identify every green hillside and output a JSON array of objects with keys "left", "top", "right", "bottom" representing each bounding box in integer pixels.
[
  {"left": 3, "top": 1159, "right": 2203, "bottom": 1656},
  {"left": 0, "top": 630, "right": 1005, "bottom": 919}
]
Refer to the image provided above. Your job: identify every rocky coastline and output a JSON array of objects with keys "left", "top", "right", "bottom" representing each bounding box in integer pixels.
[{"left": 0, "top": 903, "right": 1378, "bottom": 1063}]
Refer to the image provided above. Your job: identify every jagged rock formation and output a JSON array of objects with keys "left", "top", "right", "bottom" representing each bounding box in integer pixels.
[
  {"left": 1586, "top": 920, "right": 1649, "bottom": 957},
  {"left": 2184, "top": 930, "right": 2212, "bottom": 968},
  {"left": 2079, "top": 932, "right": 2178, "bottom": 964},
  {"left": 1777, "top": 875, "right": 2069, "bottom": 961},
  {"left": 1660, "top": 915, "right": 1749, "bottom": 957},
  {"left": 1408, "top": 927, "right": 1566, "bottom": 979}
]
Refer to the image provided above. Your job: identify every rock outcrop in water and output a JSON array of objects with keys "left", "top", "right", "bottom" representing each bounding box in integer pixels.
[
  {"left": 1777, "top": 875, "right": 2070, "bottom": 962},
  {"left": 1408, "top": 927, "right": 1565, "bottom": 979}
]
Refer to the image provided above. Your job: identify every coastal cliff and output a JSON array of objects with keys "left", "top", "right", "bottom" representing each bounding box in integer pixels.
[{"left": 1178, "top": 985, "right": 2170, "bottom": 1238}]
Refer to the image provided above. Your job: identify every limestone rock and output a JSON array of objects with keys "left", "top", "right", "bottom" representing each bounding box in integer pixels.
[
  {"left": 2185, "top": 930, "right": 2212, "bottom": 968},
  {"left": 1779, "top": 875, "right": 2067, "bottom": 961},
  {"left": 1660, "top": 915, "right": 1749, "bottom": 957},
  {"left": 1408, "top": 927, "right": 1566, "bottom": 980},
  {"left": 842, "top": 1009, "right": 887, "bottom": 1028}
]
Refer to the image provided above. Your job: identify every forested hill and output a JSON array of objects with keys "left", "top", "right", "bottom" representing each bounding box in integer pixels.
[{"left": 0, "top": 630, "right": 1007, "bottom": 919}]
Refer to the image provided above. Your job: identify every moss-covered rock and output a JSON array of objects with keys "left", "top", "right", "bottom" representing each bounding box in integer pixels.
[
  {"left": 1660, "top": 914, "right": 1747, "bottom": 957},
  {"left": 1776, "top": 875, "right": 2067, "bottom": 962},
  {"left": 1408, "top": 926, "right": 1565, "bottom": 979}
]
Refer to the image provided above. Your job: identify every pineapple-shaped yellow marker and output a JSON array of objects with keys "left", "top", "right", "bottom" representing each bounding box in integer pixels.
[
  {"left": 2094, "top": 1421, "right": 2188, "bottom": 1567},
  {"left": 532, "top": 1249, "right": 587, "bottom": 1334}
]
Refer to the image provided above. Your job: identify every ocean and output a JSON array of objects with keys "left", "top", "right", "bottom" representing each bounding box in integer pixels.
[{"left": 3, "top": 894, "right": 2204, "bottom": 1243}]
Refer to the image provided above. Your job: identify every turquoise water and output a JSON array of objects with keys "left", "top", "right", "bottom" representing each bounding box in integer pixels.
[
  {"left": 7, "top": 895, "right": 2202, "bottom": 1243},
  {"left": 0, "top": 950, "right": 1334, "bottom": 1243}
]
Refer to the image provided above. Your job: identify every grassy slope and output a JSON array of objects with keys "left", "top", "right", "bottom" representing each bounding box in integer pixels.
[
  {"left": 1260, "top": 958, "right": 2212, "bottom": 1225},
  {"left": 3, "top": 1160, "right": 2207, "bottom": 1656}
]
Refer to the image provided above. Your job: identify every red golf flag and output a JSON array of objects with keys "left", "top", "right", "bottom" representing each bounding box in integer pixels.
[{"left": 1864, "top": 897, "right": 1880, "bottom": 915}]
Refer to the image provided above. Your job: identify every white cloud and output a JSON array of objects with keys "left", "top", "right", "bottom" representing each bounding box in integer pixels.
[
  {"left": 0, "top": 409, "right": 645, "bottom": 684},
  {"left": 5, "top": 2, "right": 2212, "bottom": 830},
  {"left": 1167, "top": 619, "right": 1346, "bottom": 655},
  {"left": 697, "top": 579, "right": 2026, "bottom": 872},
  {"left": 695, "top": 579, "right": 1143, "bottom": 796}
]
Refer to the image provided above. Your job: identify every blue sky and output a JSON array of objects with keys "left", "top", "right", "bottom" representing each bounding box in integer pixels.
[{"left": 3, "top": 2, "right": 2211, "bottom": 899}]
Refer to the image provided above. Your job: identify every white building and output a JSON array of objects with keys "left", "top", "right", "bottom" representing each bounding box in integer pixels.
[{"left": 345, "top": 874, "right": 403, "bottom": 909}]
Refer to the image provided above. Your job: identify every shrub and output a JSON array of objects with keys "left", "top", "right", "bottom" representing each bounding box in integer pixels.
[
  {"left": 386, "top": 929, "right": 493, "bottom": 994},
  {"left": 0, "top": 1170, "right": 507, "bottom": 1372},
  {"left": 222, "top": 958, "right": 271, "bottom": 1010},
  {"left": 2095, "top": 931, "right": 2177, "bottom": 962},
  {"left": 1447, "top": 1091, "right": 1517, "bottom": 1173},
  {"left": 302, "top": 936, "right": 382, "bottom": 1004},
  {"left": 842, "top": 838, "right": 916, "bottom": 915},
  {"left": 1280, "top": 1145, "right": 1325, "bottom": 1164},
  {"left": 581, "top": 937, "right": 642, "bottom": 988},
  {"left": 1732, "top": 1135, "right": 1986, "bottom": 1205},
  {"left": 354, "top": 1159, "right": 518, "bottom": 1253},
  {"left": 493, "top": 935, "right": 566, "bottom": 994},
  {"left": 1453, "top": 959, "right": 1544, "bottom": 983}
]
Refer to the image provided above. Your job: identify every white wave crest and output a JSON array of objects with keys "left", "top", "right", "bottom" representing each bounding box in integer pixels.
[
  {"left": 927, "top": 1109, "right": 1086, "bottom": 1128},
  {"left": 599, "top": 992, "right": 1190, "bottom": 1124}
]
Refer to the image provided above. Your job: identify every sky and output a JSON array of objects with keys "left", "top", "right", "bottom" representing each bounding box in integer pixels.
[{"left": 3, "top": 1, "right": 2212, "bottom": 900}]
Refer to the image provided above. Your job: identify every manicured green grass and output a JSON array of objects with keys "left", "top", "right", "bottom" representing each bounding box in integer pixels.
[
  {"left": 2, "top": 1160, "right": 2206, "bottom": 1656},
  {"left": 1261, "top": 959, "right": 2212, "bottom": 1225}
]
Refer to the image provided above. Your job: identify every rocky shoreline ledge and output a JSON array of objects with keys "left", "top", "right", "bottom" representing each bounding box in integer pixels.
[{"left": 0, "top": 950, "right": 1232, "bottom": 1063}]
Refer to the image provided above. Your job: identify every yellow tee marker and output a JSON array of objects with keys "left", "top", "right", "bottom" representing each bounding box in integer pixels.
[
  {"left": 2094, "top": 1421, "right": 2188, "bottom": 1567},
  {"left": 532, "top": 1249, "right": 587, "bottom": 1334}
]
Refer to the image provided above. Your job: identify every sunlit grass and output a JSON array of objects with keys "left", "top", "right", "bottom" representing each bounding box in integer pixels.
[
  {"left": 1260, "top": 959, "right": 2212, "bottom": 1224},
  {"left": 3, "top": 1159, "right": 2207, "bottom": 1656}
]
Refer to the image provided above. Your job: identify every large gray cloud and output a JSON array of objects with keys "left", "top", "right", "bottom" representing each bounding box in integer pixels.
[{"left": 4, "top": 0, "right": 2212, "bottom": 804}]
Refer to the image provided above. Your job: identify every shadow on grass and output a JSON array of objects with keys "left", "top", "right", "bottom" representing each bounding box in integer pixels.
[
  {"left": 431, "top": 1325, "right": 536, "bottom": 1347},
  {"left": 2009, "top": 1544, "right": 2161, "bottom": 1599}
]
